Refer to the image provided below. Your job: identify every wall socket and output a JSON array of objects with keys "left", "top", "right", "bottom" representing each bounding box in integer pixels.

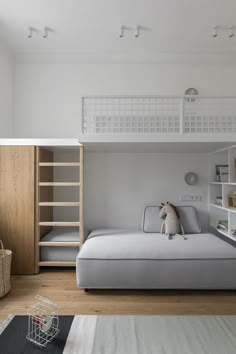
[{"left": 180, "top": 194, "right": 202, "bottom": 202}]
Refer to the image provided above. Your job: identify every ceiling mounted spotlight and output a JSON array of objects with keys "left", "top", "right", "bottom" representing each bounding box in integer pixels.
[
  {"left": 43, "top": 26, "right": 49, "bottom": 38},
  {"left": 212, "top": 26, "right": 218, "bottom": 38},
  {"left": 228, "top": 26, "right": 234, "bottom": 38},
  {"left": 119, "top": 25, "right": 125, "bottom": 38},
  {"left": 135, "top": 25, "right": 140, "bottom": 38},
  {"left": 27, "top": 26, "right": 34, "bottom": 38}
]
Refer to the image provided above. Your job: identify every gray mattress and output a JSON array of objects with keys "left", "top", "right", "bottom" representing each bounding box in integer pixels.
[
  {"left": 76, "top": 229, "right": 236, "bottom": 289},
  {"left": 41, "top": 227, "right": 80, "bottom": 262}
]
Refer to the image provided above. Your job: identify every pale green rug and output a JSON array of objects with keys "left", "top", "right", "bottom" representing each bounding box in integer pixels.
[{"left": 64, "top": 315, "right": 236, "bottom": 354}]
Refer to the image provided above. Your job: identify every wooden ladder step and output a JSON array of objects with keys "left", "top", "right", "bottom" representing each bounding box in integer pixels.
[
  {"left": 39, "top": 162, "right": 80, "bottom": 167},
  {"left": 39, "top": 241, "right": 80, "bottom": 247},
  {"left": 39, "top": 221, "right": 80, "bottom": 227},
  {"left": 39, "top": 261, "right": 76, "bottom": 267},
  {"left": 39, "top": 202, "right": 80, "bottom": 207},
  {"left": 39, "top": 182, "right": 80, "bottom": 187}
]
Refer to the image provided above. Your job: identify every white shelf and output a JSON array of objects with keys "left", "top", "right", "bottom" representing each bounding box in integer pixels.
[
  {"left": 214, "top": 228, "right": 236, "bottom": 241},
  {"left": 210, "top": 203, "right": 227, "bottom": 211},
  {"left": 216, "top": 228, "right": 229, "bottom": 237},
  {"left": 210, "top": 203, "right": 236, "bottom": 214},
  {"left": 209, "top": 145, "right": 236, "bottom": 243},
  {"left": 0, "top": 138, "right": 82, "bottom": 146},
  {"left": 210, "top": 182, "right": 236, "bottom": 185}
]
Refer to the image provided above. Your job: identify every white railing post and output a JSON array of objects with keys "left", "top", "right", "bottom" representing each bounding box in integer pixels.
[
  {"left": 179, "top": 97, "right": 184, "bottom": 134},
  {"left": 81, "top": 97, "right": 85, "bottom": 134}
]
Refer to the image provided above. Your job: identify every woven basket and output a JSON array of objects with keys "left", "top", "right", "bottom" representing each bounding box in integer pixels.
[{"left": 0, "top": 240, "right": 12, "bottom": 298}]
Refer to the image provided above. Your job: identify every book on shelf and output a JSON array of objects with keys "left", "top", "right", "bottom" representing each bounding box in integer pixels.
[
  {"left": 215, "top": 164, "right": 229, "bottom": 183},
  {"left": 227, "top": 194, "right": 236, "bottom": 208},
  {"left": 215, "top": 196, "right": 223, "bottom": 206}
]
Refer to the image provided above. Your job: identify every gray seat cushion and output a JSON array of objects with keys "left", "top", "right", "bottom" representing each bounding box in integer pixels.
[
  {"left": 142, "top": 206, "right": 201, "bottom": 234},
  {"left": 77, "top": 230, "right": 236, "bottom": 289}
]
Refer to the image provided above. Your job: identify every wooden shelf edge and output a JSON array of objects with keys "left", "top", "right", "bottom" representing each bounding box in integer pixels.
[
  {"left": 39, "top": 261, "right": 76, "bottom": 267},
  {"left": 39, "top": 202, "right": 80, "bottom": 206},
  {"left": 39, "top": 241, "right": 80, "bottom": 247},
  {"left": 39, "top": 182, "right": 80, "bottom": 187},
  {"left": 39, "top": 222, "right": 80, "bottom": 227},
  {"left": 39, "top": 162, "right": 80, "bottom": 167}
]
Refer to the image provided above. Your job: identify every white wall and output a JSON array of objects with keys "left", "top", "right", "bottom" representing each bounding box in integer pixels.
[
  {"left": 50, "top": 149, "right": 208, "bottom": 232},
  {"left": 84, "top": 152, "right": 209, "bottom": 231},
  {"left": 13, "top": 62, "right": 236, "bottom": 138},
  {"left": 0, "top": 41, "right": 13, "bottom": 137},
  {"left": 12, "top": 60, "right": 235, "bottom": 231}
]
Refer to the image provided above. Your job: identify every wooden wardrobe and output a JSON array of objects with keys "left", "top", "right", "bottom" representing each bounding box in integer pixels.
[
  {"left": 0, "top": 146, "right": 36, "bottom": 274},
  {"left": 0, "top": 144, "right": 84, "bottom": 275}
]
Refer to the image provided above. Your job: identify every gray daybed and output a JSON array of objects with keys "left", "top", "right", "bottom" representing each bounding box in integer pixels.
[{"left": 76, "top": 206, "right": 236, "bottom": 290}]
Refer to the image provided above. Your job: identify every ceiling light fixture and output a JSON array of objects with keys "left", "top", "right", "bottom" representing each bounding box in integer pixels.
[
  {"left": 119, "top": 25, "right": 125, "bottom": 38},
  {"left": 228, "top": 26, "right": 234, "bottom": 38},
  {"left": 212, "top": 26, "right": 218, "bottom": 38},
  {"left": 135, "top": 26, "right": 140, "bottom": 38},
  {"left": 43, "top": 26, "right": 49, "bottom": 38},
  {"left": 27, "top": 26, "right": 34, "bottom": 38}
]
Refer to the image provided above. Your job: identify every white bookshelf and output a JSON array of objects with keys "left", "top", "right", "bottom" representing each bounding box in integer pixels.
[{"left": 209, "top": 145, "right": 236, "bottom": 241}]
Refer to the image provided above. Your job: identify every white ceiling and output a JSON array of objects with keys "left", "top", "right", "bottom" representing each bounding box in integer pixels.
[{"left": 0, "top": 0, "right": 236, "bottom": 62}]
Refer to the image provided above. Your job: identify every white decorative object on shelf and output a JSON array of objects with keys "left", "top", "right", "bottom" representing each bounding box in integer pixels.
[
  {"left": 26, "top": 295, "right": 59, "bottom": 347},
  {"left": 216, "top": 164, "right": 229, "bottom": 182},
  {"left": 215, "top": 196, "right": 223, "bottom": 206}
]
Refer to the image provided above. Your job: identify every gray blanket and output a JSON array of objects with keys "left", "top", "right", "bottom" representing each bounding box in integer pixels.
[{"left": 82, "top": 229, "right": 236, "bottom": 260}]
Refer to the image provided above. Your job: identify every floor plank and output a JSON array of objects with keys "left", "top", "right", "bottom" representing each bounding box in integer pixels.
[{"left": 1, "top": 270, "right": 236, "bottom": 322}]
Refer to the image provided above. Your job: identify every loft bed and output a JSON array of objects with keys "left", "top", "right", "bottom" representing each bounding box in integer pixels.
[
  {"left": 76, "top": 206, "right": 236, "bottom": 290},
  {"left": 77, "top": 96, "right": 236, "bottom": 290}
]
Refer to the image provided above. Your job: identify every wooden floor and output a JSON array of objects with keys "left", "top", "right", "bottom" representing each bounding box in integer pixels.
[{"left": 1, "top": 270, "right": 236, "bottom": 322}]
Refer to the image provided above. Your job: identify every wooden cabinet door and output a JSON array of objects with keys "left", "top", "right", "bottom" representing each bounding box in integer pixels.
[{"left": 0, "top": 146, "right": 35, "bottom": 274}]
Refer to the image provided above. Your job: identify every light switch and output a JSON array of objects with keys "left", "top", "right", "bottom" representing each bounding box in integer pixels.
[{"left": 180, "top": 194, "right": 202, "bottom": 202}]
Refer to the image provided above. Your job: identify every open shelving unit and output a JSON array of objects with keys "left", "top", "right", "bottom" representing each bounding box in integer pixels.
[
  {"left": 209, "top": 145, "right": 236, "bottom": 241},
  {"left": 35, "top": 145, "right": 84, "bottom": 271}
]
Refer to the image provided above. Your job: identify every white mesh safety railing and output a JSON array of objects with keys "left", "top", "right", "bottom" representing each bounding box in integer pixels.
[
  {"left": 82, "top": 96, "right": 236, "bottom": 134},
  {"left": 183, "top": 97, "right": 236, "bottom": 133}
]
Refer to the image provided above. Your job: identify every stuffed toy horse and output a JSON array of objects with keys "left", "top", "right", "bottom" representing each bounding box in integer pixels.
[{"left": 159, "top": 202, "right": 186, "bottom": 240}]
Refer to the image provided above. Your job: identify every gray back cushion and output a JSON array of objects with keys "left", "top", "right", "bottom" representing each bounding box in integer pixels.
[{"left": 142, "top": 205, "right": 201, "bottom": 234}]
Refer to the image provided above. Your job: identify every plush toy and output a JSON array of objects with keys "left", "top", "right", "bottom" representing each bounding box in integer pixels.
[{"left": 159, "top": 202, "right": 186, "bottom": 240}]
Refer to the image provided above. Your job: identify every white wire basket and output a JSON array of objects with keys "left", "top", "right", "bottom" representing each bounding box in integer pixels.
[{"left": 26, "top": 295, "right": 59, "bottom": 347}]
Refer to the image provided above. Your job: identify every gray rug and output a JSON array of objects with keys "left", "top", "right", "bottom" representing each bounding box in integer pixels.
[{"left": 1, "top": 315, "right": 236, "bottom": 353}]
